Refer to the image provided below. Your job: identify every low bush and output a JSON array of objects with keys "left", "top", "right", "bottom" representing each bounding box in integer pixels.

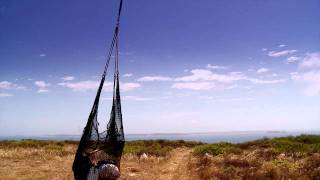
[
  {"left": 193, "top": 143, "right": 232, "bottom": 156},
  {"left": 0, "top": 139, "right": 69, "bottom": 149},
  {"left": 124, "top": 139, "right": 202, "bottom": 156}
]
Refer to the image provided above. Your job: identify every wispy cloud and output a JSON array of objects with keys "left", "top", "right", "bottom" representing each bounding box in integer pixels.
[
  {"left": 137, "top": 76, "right": 172, "bottom": 82},
  {"left": 257, "top": 68, "right": 269, "bottom": 73},
  {"left": 0, "top": 81, "right": 25, "bottom": 90},
  {"left": 0, "top": 93, "right": 13, "bottom": 97},
  {"left": 34, "top": 81, "right": 50, "bottom": 93},
  {"left": 59, "top": 80, "right": 102, "bottom": 91},
  {"left": 37, "top": 89, "right": 49, "bottom": 93},
  {"left": 172, "top": 68, "right": 286, "bottom": 90},
  {"left": 198, "top": 96, "right": 253, "bottom": 102},
  {"left": 278, "top": 44, "right": 287, "bottom": 48},
  {"left": 58, "top": 80, "right": 140, "bottom": 92},
  {"left": 39, "top": 54, "right": 46, "bottom": 57},
  {"left": 62, "top": 76, "right": 75, "bottom": 81},
  {"left": 175, "top": 69, "right": 247, "bottom": 83},
  {"left": 268, "top": 50, "right": 297, "bottom": 57},
  {"left": 206, "top": 64, "right": 228, "bottom": 70},
  {"left": 261, "top": 48, "right": 268, "bottom": 52},
  {"left": 287, "top": 56, "right": 300, "bottom": 63},
  {"left": 172, "top": 82, "right": 215, "bottom": 90},
  {"left": 123, "top": 73, "right": 133, "bottom": 77},
  {"left": 122, "top": 96, "right": 153, "bottom": 101},
  {"left": 103, "top": 95, "right": 153, "bottom": 101},
  {"left": 121, "top": 83, "right": 141, "bottom": 91},
  {"left": 249, "top": 78, "right": 286, "bottom": 84}
]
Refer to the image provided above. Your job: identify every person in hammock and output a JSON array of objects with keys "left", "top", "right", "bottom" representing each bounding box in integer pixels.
[{"left": 73, "top": 0, "right": 124, "bottom": 179}]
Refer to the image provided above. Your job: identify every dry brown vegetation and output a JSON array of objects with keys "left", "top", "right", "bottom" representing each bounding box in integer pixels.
[
  {"left": 189, "top": 135, "right": 320, "bottom": 179},
  {"left": 0, "top": 135, "right": 320, "bottom": 179}
]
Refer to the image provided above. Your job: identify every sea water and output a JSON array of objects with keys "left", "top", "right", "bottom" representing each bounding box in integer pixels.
[{"left": 1, "top": 131, "right": 320, "bottom": 143}]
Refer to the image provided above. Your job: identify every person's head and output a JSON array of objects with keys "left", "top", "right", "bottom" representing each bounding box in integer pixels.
[{"left": 99, "top": 163, "right": 120, "bottom": 180}]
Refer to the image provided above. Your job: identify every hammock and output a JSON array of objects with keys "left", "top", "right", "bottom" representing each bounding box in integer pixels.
[{"left": 72, "top": 0, "right": 124, "bottom": 179}]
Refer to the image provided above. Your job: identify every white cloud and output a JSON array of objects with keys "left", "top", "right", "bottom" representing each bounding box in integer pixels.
[
  {"left": 268, "top": 50, "right": 297, "bottom": 57},
  {"left": 39, "top": 54, "right": 46, "bottom": 57},
  {"left": 172, "top": 82, "right": 215, "bottom": 90},
  {"left": 290, "top": 52, "right": 320, "bottom": 96},
  {"left": 122, "top": 96, "right": 153, "bottom": 101},
  {"left": 219, "top": 97, "right": 254, "bottom": 102},
  {"left": 0, "top": 93, "right": 13, "bottom": 97},
  {"left": 257, "top": 68, "right": 269, "bottom": 73},
  {"left": 58, "top": 80, "right": 140, "bottom": 92},
  {"left": 58, "top": 80, "right": 108, "bottom": 92},
  {"left": 175, "top": 69, "right": 247, "bottom": 83},
  {"left": 206, "top": 64, "right": 228, "bottom": 70},
  {"left": 278, "top": 44, "right": 287, "bottom": 48},
  {"left": 299, "top": 53, "right": 320, "bottom": 69},
  {"left": 287, "top": 56, "right": 300, "bottom": 63},
  {"left": 123, "top": 73, "right": 133, "bottom": 77},
  {"left": 103, "top": 95, "right": 153, "bottom": 101},
  {"left": 199, "top": 96, "right": 254, "bottom": 102},
  {"left": 269, "top": 73, "right": 278, "bottom": 77},
  {"left": 121, "top": 83, "right": 141, "bottom": 91},
  {"left": 249, "top": 78, "right": 286, "bottom": 84},
  {"left": 34, "top": 81, "right": 50, "bottom": 93},
  {"left": 37, "top": 89, "right": 49, "bottom": 93},
  {"left": 62, "top": 76, "right": 75, "bottom": 81},
  {"left": 0, "top": 81, "right": 25, "bottom": 90},
  {"left": 137, "top": 76, "right": 172, "bottom": 82},
  {"left": 261, "top": 48, "right": 268, "bottom": 52},
  {"left": 172, "top": 69, "right": 285, "bottom": 90},
  {"left": 34, "top": 81, "right": 50, "bottom": 88},
  {"left": 291, "top": 71, "right": 320, "bottom": 96}
]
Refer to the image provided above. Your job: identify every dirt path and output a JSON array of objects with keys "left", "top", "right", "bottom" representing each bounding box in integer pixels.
[
  {"left": 120, "top": 148, "right": 194, "bottom": 180},
  {"left": 157, "top": 148, "right": 192, "bottom": 180}
]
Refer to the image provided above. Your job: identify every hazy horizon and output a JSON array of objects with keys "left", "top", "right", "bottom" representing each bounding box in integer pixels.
[{"left": 0, "top": 0, "right": 319, "bottom": 136}]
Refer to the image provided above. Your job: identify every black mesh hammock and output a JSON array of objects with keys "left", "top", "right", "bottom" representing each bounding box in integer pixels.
[{"left": 72, "top": 0, "right": 125, "bottom": 179}]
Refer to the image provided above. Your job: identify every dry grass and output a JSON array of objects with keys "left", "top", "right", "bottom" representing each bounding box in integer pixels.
[
  {"left": 1, "top": 135, "right": 320, "bottom": 179},
  {"left": 0, "top": 144, "right": 75, "bottom": 179},
  {"left": 188, "top": 135, "right": 320, "bottom": 179},
  {"left": 0, "top": 140, "right": 199, "bottom": 180}
]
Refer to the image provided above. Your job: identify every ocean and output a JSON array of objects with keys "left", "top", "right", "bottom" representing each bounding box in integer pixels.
[{"left": 1, "top": 131, "right": 320, "bottom": 143}]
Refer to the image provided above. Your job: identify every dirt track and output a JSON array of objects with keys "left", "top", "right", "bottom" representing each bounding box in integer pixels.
[
  {"left": 157, "top": 148, "right": 192, "bottom": 180},
  {"left": 120, "top": 148, "right": 194, "bottom": 180}
]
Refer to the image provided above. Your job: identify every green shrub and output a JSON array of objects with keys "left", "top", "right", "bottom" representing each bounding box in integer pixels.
[
  {"left": 123, "top": 139, "right": 198, "bottom": 156},
  {"left": 123, "top": 145, "right": 145, "bottom": 155},
  {"left": 193, "top": 144, "right": 229, "bottom": 156},
  {"left": 225, "top": 146, "right": 243, "bottom": 154},
  {"left": 270, "top": 135, "right": 320, "bottom": 154}
]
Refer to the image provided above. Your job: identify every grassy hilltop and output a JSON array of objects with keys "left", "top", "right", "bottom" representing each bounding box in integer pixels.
[{"left": 0, "top": 135, "right": 320, "bottom": 179}]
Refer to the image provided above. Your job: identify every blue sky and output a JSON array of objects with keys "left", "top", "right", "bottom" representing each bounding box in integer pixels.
[{"left": 0, "top": 0, "right": 320, "bottom": 136}]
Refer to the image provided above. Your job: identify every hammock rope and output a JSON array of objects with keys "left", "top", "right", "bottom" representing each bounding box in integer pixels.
[{"left": 73, "top": 0, "right": 125, "bottom": 179}]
